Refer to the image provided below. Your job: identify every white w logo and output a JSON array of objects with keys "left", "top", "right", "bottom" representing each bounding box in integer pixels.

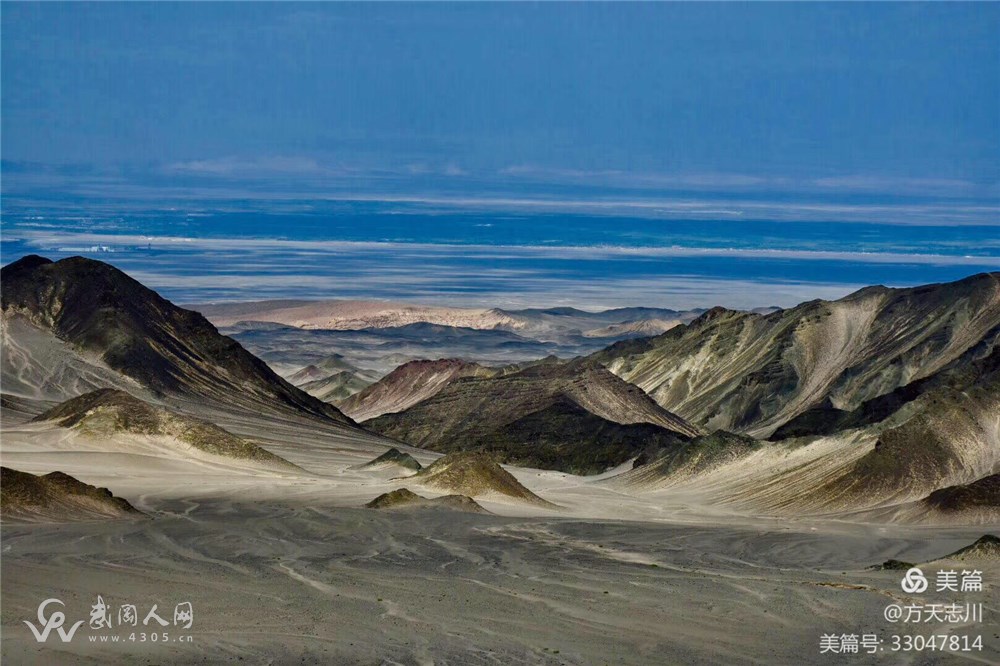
[{"left": 23, "top": 599, "right": 85, "bottom": 643}]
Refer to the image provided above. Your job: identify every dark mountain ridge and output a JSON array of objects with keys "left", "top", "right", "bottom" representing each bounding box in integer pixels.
[
  {"left": 1, "top": 255, "right": 353, "bottom": 424},
  {"left": 367, "top": 359, "right": 701, "bottom": 474}
]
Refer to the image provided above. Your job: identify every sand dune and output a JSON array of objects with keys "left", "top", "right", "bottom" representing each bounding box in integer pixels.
[{"left": 365, "top": 487, "right": 489, "bottom": 513}]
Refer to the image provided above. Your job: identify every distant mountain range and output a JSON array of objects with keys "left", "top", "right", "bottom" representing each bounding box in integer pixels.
[
  {"left": 194, "top": 298, "right": 709, "bottom": 341},
  {"left": 198, "top": 299, "right": 715, "bottom": 378},
  {"left": 2, "top": 254, "right": 996, "bottom": 518},
  {"left": 286, "top": 354, "right": 381, "bottom": 403},
  {"left": 218, "top": 320, "right": 591, "bottom": 378},
  {"left": 345, "top": 271, "right": 998, "bottom": 513},
  {"left": 196, "top": 299, "right": 523, "bottom": 331}
]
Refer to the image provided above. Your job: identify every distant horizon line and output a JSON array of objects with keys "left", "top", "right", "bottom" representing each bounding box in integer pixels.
[{"left": 5, "top": 252, "right": 996, "bottom": 316}]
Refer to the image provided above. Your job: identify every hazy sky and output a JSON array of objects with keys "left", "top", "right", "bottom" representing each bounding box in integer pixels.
[
  {"left": 3, "top": 3, "right": 998, "bottom": 201},
  {"left": 3, "top": 4, "right": 999, "bottom": 306}
]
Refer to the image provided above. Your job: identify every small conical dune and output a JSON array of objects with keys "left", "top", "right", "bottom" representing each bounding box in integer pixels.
[
  {"left": 415, "top": 452, "right": 554, "bottom": 506},
  {"left": 352, "top": 447, "right": 423, "bottom": 473},
  {"left": 365, "top": 488, "right": 488, "bottom": 513}
]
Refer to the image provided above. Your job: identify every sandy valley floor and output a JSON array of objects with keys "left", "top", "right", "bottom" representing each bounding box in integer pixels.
[{"left": 2, "top": 409, "right": 997, "bottom": 665}]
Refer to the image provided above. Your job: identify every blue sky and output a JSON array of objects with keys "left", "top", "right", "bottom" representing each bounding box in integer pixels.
[
  {"left": 3, "top": 3, "right": 998, "bottom": 201},
  {"left": 2, "top": 4, "right": 998, "bottom": 308}
]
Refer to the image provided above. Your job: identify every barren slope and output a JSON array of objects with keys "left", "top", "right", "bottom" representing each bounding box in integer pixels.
[
  {"left": 338, "top": 359, "right": 504, "bottom": 421},
  {"left": 414, "top": 452, "right": 552, "bottom": 505},
  {"left": 593, "top": 272, "right": 1000, "bottom": 437},
  {"left": 367, "top": 360, "right": 701, "bottom": 474},
  {"left": 1, "top": 255, "right": 354, "bottom": 425}
]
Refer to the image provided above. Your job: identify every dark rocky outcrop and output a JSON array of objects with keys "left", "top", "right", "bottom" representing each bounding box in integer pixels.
[
  {"left": 452, "top": 397, "right": 690, "bottom": 475},
  {"left": 1, "top": 467, "right": 142, "bottom": 521},
  {"left": 924, "top": 475, "right": 1000, "bottom": 513},
  {"left": 870, "top": 559, "right": 915, "bottom": 571}
]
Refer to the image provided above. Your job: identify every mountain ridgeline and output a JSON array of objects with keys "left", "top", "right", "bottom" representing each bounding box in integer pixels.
[
  {"left": 360, "top": 272, "right": 999, "bottom": 512},
  {"left": 591, "top": 272, "right": 1000, "bottom": 438},
  {"left": 1, "top": 255, "right": 354, "bottom": 425},
  {"left": 366, "top": 360, "right": 702, "bottom": 474},
  {"left": 339, "top": 358, "right": 511, "bottom": 422},
  {"left": 2, "top": 254, "right": 997, "bottom": 516},
  {"left": 585, "top": 273, "right": 1000, "bottom": 513}
]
